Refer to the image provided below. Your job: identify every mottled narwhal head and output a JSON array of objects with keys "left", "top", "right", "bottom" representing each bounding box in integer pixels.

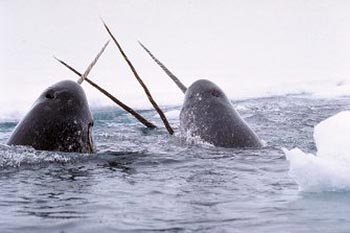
[
  {"left": 180, "top": 79, "right": 262, "bottom": 148},
  {"left": 183, "top": 79, "right": 230, "bottom": 107},
  {"left": 181, "top": 79, "right": 234, "bottom": 128},
  {"left": 7, "top": 80, "right": 94, "bottom": 153}
]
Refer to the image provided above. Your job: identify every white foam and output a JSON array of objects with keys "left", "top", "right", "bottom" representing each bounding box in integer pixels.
[
  {"left": 0, "top": 145, "right": 73, "bottom": 168},
  {"left": 235, "top": 105, "right": 250, "bottom": 112},
  {"left": 284, "top": 111, "right": 350, "bottom": 192},
  {"left": 178, "top": 130, "right": 215, "bottom": 148}
]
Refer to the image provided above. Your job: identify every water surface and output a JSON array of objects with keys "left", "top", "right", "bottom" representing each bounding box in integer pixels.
[{"left": 1, "top": 95, "right": 350, "bottom": 233}]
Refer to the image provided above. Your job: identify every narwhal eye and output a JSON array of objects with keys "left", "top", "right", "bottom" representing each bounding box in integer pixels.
[
  {"left": 45, "top": 90, "right": 56, "bottom": 99},
  {"left": 210, "top": 89, "right": 221, "bottom": 97}
]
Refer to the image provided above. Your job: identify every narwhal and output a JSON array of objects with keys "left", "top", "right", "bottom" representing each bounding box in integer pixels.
[
  {"left": 8, "top": 38, "right": 167, "bottom": 153},
  {"left": 137, "top": 42, "right": 262, "bottom": 148},
  {"left": 6, "top": 60, "right": 99, "bottom": 153},
  {"left": 6, "top": 41, "right": 114, "bottom": 153}
]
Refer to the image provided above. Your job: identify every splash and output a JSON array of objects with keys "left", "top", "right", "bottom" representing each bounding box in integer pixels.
[{"left": 0, "top": 144, "right": 88, "bottom": 168}]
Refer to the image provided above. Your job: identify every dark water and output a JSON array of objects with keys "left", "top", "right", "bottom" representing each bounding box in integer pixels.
[{"left": 1, "top": 96, "right": 350, "bottom": 233}]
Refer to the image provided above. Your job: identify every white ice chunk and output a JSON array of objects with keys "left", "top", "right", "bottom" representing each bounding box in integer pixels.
[{"left": 284, "top": 111, "right": 350, "bottom": 192}]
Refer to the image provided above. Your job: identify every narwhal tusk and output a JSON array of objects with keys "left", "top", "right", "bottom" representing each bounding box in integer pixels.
[
  {"left": 54, "top": 56, "right": 81, "bottom": 76},
  {"left": 54, "top": 57, "right": 157, "bottom": 129},
  {"left": 102, "top": 20, "right": 174, "bottom": 135},
  {"left": 77, "top": 40, "right": 110, "bottom": 84},
  {"left": 138, "top": 41, "right": 187, "bottom": 94}
]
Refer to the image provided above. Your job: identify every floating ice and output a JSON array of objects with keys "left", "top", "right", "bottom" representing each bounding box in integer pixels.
[
  {"left": 314, "top": 111, "right": 350, "bottom": 163},
  {"left": 284, "top": 111, "right": 350, "bottom": 192}
]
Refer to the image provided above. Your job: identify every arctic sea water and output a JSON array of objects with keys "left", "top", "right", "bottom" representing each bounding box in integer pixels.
[{"left": 1, "top": 94, "right": 350, "bottom": 233}]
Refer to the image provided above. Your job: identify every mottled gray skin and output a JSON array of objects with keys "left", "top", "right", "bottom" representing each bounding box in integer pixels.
[
  {"left": 7, "top": 80, "right": 94, "bottom": 153},
  {"left": 180, "top": 79, "right": 262, "bottom": 148}
]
